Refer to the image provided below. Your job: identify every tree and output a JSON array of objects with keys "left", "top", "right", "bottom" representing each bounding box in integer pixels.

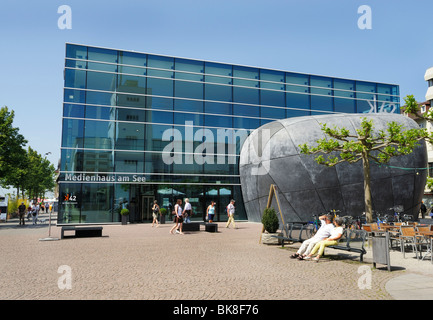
[
  {"left": 0, "top": 106, "right": 27, "bottom": 189},
  {"left": 299, "top": 117, "right": 430, "bottom": 223}
]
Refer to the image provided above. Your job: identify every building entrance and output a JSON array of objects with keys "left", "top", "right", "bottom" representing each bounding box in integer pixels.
[{"left": 141, "top": 196, "right": 155, "bottom": 222}]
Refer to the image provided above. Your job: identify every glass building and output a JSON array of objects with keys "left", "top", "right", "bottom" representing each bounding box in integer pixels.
[{"left": 58, "top": 43, "right": 400, "bottom": 224}]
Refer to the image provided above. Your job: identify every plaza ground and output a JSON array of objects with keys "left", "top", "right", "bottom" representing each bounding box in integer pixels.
[{"left": 1, "top": 212, "right": 433, "bottom": 301}]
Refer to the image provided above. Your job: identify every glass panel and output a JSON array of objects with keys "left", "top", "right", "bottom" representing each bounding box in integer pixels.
[
  {"left": 233, "top": 104, "right": 260, "bottom": 117},
  {"left": 261, "top": 106, "right": 285, "bottom": 119},
  {"left": 175, "top": 58, "right": 204, "bottom": 80},
  {"left": 174, "top": 99, "right": 203, "bottom": 113},
  {"left": 145, "top": 124, "right": 171, "bottom": 152},
  {"left": 356, "top": 81, "right": 376, "bottom": 93},
  {"left": 233, "top": 117, "right": 260, "bottom": 130},
  {"left": 205, "top": 102, "right": 232, "bottom": 116},
  {"left": 174, "top": 80, "right": 203, "bottom": 100},
  {"left": 144, "top": 152, "right": 170, "bottom": 173},
  {"left": 334, "top": 79, "right": 354, "bottom": 92},
  {"left": 88, "top": 47, "right": 118, "bottom": 64},
  {"left": 205, "top": 62, "right": 232, "bottom": 77},
  {"left": 65, "top": 58, "right": 87, "bottom": 69},
  {"left": 66, "top": 44, "right": 87, "bottom": 60},
  {"left": 146, "top": 77, "right": 173, "bottom": 97},
  {"left": 83, "top": 120, "right": 114, "bottom": 149},
  {"left": 81, "top": 183, "right": 114, "bottom": 223},
  {"left": 119, "top": 51, "right": 147, "bottom": 67},
  {"left": 174, "top": 112, "right": 203, "bottom": 126},
  {"left": 82, "top": 150, "right": 114, "bottom": 173},
  {"left": 205, "top": 75, "right": 232, "bottom": 85},
  {"left": 117, "top": 93, "right": 146, "bottom": 108},
  {"left": 117, "top": 74, "right": 147, "bottom": 97},
  {"left": 204, "top": 115, "right": 232, "bottom": 128},
  {"left": 334, "top": 97, "right": 355, "bottom": 113},
  {"left": 145, "top": 110, "right": 173, "bottom": 124},
  {"left": 114, "top": 151, "right": 144, "bottom": 173},
  {"left": 146, "top": 96, "right": 173, "bottom": 110},
  {"left": 260, "top": 90, "right": 285, "bottom": 107},
  {"left": 311, "top": 95, "right": 333, "bottom": 114},
  {"left": 356, "top": 100, "right": 374, "bottom": 113},
  {"left": 64, "top": 89, "right": 86, "bottom": 104},
  {"left": 87, "top": 61, "right": 117, "bottom": 72},
  {"left": 62, "top": 118, "right": 84, "bottom": 148},
  {"left": 116, "top": 108, "right": 146, "bottom": 122},
  {"left": 58, "top": 183, "right": 82, "bottom": 224},
  {"left": 260, "top": 69, "right": 285, "bottom": 89},
  {"left": 233, "top": 87, "right": 259, "bottom": 104},
  {"left": 65, "top": 69, "right": 86, "bottom": 89},
  {"left": 63, "top": 104, "right": 84, "bottom": 118},
  {"left": 148, "top": 54, "right": 174, "bottom": 71},
  {"left": 310, "top": 76, "right": 332, "bottom": 89},
  {"left": 118, "top": 65, "right": 147, "bottom": 76},
  {"left": 205, "top": 83, "right": 232, "bottom": 102},
  {"left": 115, "top": 122, "right": 145, "bottom": 150},
  {"left": 86, "top": 91, "right": 116, "bottom": 106},
  {"left": 61, "top": 149, "right": 84, "bottom": 172},
  {"left": 85, "top": 105, "right": 115, "bottom": 120},
  {"left": 233, "top": 66, "right": 259, "bottom": 87},
  {"left": 286, "top": 92, "right": 310, "bottom": 110},
  {"left": 286, "top": 73, "right": 309, "bottom": 87},
  {"left": 86, "top": 70, "right": 117, "bottom": 91}
]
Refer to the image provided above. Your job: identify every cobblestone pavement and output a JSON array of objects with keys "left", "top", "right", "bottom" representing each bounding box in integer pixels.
[{"left": 0, "top": 217, "right": 406, "bottom": 301}]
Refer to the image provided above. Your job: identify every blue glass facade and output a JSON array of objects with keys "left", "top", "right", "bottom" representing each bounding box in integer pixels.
[{"left": 58, "top": 43, "right": 400, "bottom": 224}]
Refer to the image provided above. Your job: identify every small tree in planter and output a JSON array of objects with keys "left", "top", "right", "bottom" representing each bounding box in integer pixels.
[
  {"left": 261, "top": 207, "right": 282, "bottom": 244},
  {"left": 120, "top": 208, "right": 129, "bottom": 225},
  {"left": 159, "top": 208, "right": 167, "bottom": 224}
]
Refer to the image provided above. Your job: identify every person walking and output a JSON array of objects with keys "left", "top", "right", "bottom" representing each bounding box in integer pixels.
[
  {"left": 170, "top": 199, "right": 184, "bottom": 235},
  {"left": 420, "top": 201, "right": 427, "bottom": 219},
  {"left": 18, "top": 202, "right": 26, "bottom": 226},
  {"left": 32, "top": 202, "right": 39, "bottom": 225},
  {"left": 226, "top": 199, "right": 236, "bottom": 229},
  {"left": 183, "top": 198, "right": 192, "bottom": 223},
  {"left": 152, "top": 200, "right": 160, "bottom": 227},
  {"left": 206, "top": 201, "right": 216, "bottom": 223}
]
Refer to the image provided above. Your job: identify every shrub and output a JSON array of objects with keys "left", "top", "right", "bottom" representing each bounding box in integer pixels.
[
  {"left": 120, "top": 208, "right": 130, "bottom": 215},
  {"left": 261, "top": 208, "right": 280, "bottom": 233},
  {"left": 159, "top": 208, "right": 167, "bottom": 215}
]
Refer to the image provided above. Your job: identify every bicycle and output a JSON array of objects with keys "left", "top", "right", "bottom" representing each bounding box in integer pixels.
[{"left": 305, "top": 214, "right": 321, "bottom": 238}]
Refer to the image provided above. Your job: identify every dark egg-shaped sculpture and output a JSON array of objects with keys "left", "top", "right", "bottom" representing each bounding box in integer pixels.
[{"left": 239, "top": 113, "right": 427, "bottom": 223}]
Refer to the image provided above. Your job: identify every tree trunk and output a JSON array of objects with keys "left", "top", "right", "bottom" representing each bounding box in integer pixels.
[{"left": 362, "top": 151, "right": 373, "bottom": 223}]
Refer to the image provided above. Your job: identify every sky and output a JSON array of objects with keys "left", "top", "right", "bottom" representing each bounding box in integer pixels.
[{"left": 0, "top": 0, "right": 432, "bottom": 170}]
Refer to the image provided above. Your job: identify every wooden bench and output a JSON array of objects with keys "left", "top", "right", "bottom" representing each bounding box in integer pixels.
[
  {"left": 61, "top": 226, "right": 103, "bottom": 239},
  {"left": 271, "top": 222, "right": 309, "bottom": 247},
  {"left": 327, "top": 229, "right": 367, "bottom": 262}
]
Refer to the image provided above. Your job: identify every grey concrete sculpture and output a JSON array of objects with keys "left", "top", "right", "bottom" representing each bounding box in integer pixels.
[{"left": 239, "top": 113, "right": 427, "bottom": 223}]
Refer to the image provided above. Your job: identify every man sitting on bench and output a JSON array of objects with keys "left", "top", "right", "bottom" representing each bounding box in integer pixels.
[{"left": 291, "top": 214, "right": 334, "bottom": 260}]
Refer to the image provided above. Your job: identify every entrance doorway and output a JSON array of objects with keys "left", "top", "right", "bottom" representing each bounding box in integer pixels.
[{"left": 141, "top": 196, "right": 155, "bottom": 222}]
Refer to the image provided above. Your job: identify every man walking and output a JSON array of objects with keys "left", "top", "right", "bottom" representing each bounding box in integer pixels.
[
  {"left": 226, "top": 199, "right": 236, "bottom": 229},
  {"left": 18, "top": 202, "right": 26, "bottom": 226}
]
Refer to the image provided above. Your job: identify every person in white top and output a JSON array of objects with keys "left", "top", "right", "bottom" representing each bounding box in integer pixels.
[
  {"left": 226, "top": 200, "right": 236, "bottom": 229},
  {"left": 183, "top": 198, "right": 192, "bottom": 223},
  {"left": 304, "top": 217, "right": 345, "bottom": 262},
  {"left": 291, "top": 214, "right": 334, "bottom": 260}
]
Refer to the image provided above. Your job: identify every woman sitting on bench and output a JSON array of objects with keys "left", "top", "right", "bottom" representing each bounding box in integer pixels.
[{"left": 303, "top": 217, "right": 344, "bottom": 262}]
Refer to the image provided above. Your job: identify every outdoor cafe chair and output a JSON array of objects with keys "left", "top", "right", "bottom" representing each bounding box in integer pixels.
[{"left": 399, "top": 226, "right": 424, "bottom": 259}]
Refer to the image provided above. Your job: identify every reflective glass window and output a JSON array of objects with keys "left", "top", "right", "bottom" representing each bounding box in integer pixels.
[
  {"left": 85, "top": 105, "right": 115, "bottom": 120},
  {"left": 115, "top": 122, "right": 145, "bottom": 151},
  {"left": 204, "top": 115, "right": 232, "bottom": 128},
  {"left": 83, "top": 120, "right": 114, "bottom": 149},
  {"left": 81, "top": 183, "right": 114, "bottom": 223},
  {"left": 356, "top": 100, "right": 374, "bottom": 113},
  {"left": 58, "top": 183, "right": 82, "bottom": 224},
  {"left": 205, "top": 62, "right": 232, "bottom": 77},
  {"left": 260, "top": 106, "right": 285, "bottom": 119},
  {"left": 117, "top": 74, "right": 147, "bottom": 93},
  {"left": 174, "top": 80, "right": 203, "bottom": 100},
  {"left": 286, "top": 73, "right": 309, "bottom": 86},
  {"left": 66, "top": 44, "right": 87, "bottom": 60},
  {"left": 119, "top": 51, "right": 147, "bottom": 67},
  {"left": 286, "top": 92, "right": 310, "bottom": 110},
  {"left": 146, "top": 77, "right": 173, "bottom": 97},
  {"left": 233, "top": 104, "right": 260, "bottom": 117},
  {"left": 356, "top": 81, "right": 376, "bottom": 93},
  {"left": 86, "top": 70, "right": 117, "bottom": 92},
  {"left": 88, "top": 47, "right": 118, "bottom": 64},
  {"left": 205, "top": 75, "right": 232, "bottom": 85},
  {"left": 66, "top": 58, "right": 87, "bottom": 69},
  {"left": 146, "top": 96, "right": 173, "bottom": 111},
  {"left": 260, "top": 90, "right": 285, "bottom": 107},
  {"left": 64, "top": 89, "right": 86, "bottom": 104},
  {"left": 145, "top": 124, "right": 172, "bottom": 152},
  {"left": 65, "top": 69, "right": 86, "bottom": 89},
  {"left": 233, "top": 117, "right": 260, "bottom": 130},
  {"left": 117, "top": 93, "right": 146, "bottom": 108},
  {"left": 86, "top": 91, "right": 116, "bottom": 106},
  {"left": 205, "top": 102, "right": 232, "bottom": 116},
  {"left": 114, "top": 151, "right": 145, "bottom": 173},
  {"left": 174, "top": 112, "right": 203, "bottom": 126},
  {"left": 63, "top": 104, "right": 84, "bottom": 118},
  {"left": 205, "top": 83, "right": 232, "bottom": 102},
  {"left": 118, "top": 65, "right": 147, "bottom": 76},
  {"left": 260, "top": 69, "right": 284, "bottom": 89},
  {"left": 144, "top": 152, "right": 170, "bottom": 173},
  {"left": 145, "top": 110, "right": 173, "bottom": 124},
  {"left": 82, "top": 150, "right": 114, "bottom": 173},
  {"left": 117, "top": 108, "right": 146, "bottom": 123},
  {"left": 311, "top": 95, "right": 333, "bottom": 114},
  {"left": 233, "top": 66, "right": 259, "bottom": 87},
  {"left": 311, "top": 76, "right": 332, "bottom": 89},
  {"left": 61, "top": 149, "right": 83, "bottom": 172},
  {"left": 334, "top": 97, "right": 355, "bottom": 113},
  {"left": 233, "top": 87, "right": 259, "bottom": 104},
  {"left": 175, "top": 58, "right": 203, "bottom": 81},
  {"left": 87, "top": 61, "right": 117, "bottom": 72},
  {"left": 62, "top": 118, "right": 84, "bottom": 148},
  {"left": 174, "top": 99, "right": 203, "bottom": 113}
]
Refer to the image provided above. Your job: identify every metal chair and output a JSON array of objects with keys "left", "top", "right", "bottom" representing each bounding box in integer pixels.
[{"left": 399, "top": 226, "right": 424, "bottom": 259}]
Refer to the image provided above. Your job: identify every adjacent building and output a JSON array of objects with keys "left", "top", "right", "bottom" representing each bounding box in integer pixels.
[{"left": 58, "top": 43, "right": 400, "bottom": 224}]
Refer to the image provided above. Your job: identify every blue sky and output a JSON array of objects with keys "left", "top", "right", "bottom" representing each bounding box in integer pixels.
[{"left": 0, "top": 0, "right": 432, "bottom": 168}]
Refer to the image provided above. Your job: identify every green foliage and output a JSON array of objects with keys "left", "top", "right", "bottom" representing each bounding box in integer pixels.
[
  {"left": 120, "top": 208, "right": 130, "bottom": 215},
  {"left": 261, "top": 207, "right": 279, "bottom": 233},
  {"left": 159, "top": 208, "right": 167, "bottom": 215}
]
